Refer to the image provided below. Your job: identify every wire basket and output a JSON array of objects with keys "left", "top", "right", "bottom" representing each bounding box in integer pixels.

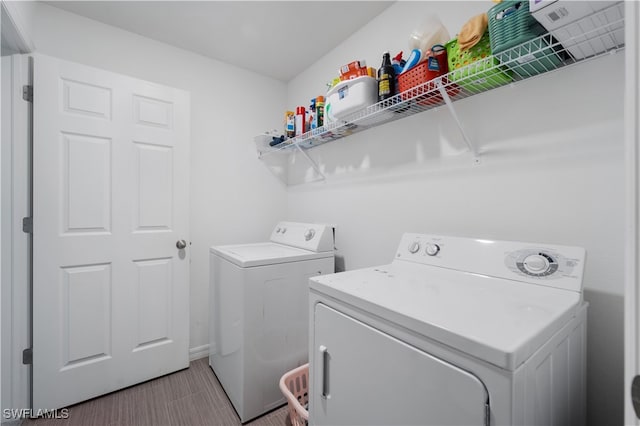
[
  {"left": 488, "top": 0, "right": 562, "bottom": 77},
  {"left": 397, "top": 47, "right": 459, "bottom": 106},
  {"left": 446, "top": 33, "right": 512, "bottom": 93},
  {"left": 279, "top": 364, "right": 309, "bottom": 426}
]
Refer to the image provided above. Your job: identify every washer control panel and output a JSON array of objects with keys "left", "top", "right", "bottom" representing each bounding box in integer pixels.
[
  {"left": 395, "top": 233, "right": 586, "bottom": 293},
  {"left": 270, "top": 222, "right": 335, "bottom": 252},
  {"left": 304, "top": 228, "right": 316, "bottom": 241}
]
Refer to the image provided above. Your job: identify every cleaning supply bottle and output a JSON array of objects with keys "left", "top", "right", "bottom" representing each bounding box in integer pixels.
[
  {"left": 392, "top": 52, "right": 405, "bottom": 75},
  {"left": 307, "top": 98, "right": 316, "bottom": 132},
  {"left": 315, "top": 96, "right": 324, "bottom": 128},
  {"left": 400, "top": 49, "right": 422, "bottom": 74},
  {"left": 295, "top": 106, "right": 305, "bottom": 136},
  {"left": 377, "top": 51, "right": 396, "bottom": 102},
  {"left": 285, "top": 111, "right": 295, "bottom": 138}
]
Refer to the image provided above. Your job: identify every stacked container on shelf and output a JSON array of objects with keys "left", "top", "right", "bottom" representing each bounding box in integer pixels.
[
  {"left": 283, "top": 95, "right": 326, "bottom": 140},
  {"left": 263, "top": 2, "right": 624, "bottom": 154},
  {"left": 324, "top": 59, "right": 378, "bottom": 124},
  {"left": 279, "top": 3, "right": 579, "bottom": 143},
  {"left": 528, "top": 0, "right": 624, "bottom": 59}
]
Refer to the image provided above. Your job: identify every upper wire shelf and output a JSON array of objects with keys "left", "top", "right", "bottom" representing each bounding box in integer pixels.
[{"left": 255, "top": 2, "right": 625, "bottom": 158}]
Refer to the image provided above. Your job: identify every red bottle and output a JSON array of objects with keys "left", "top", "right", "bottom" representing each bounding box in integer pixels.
[{"left": 295, "top": 106, "right": 306, "bottom": 136}]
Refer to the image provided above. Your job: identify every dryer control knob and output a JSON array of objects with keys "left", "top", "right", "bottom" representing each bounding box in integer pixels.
[
  {"left": 408, "top": 241, "right": 420, "bottom": 254},
  {"left": 425, "top": 243, "right": 440, "bottom": 256},
  {"left": 275, "top": 227, "right": 281, "bottom": 233},
  {"left": 304, "top": 229, "right": 316, "bottom": 241},
  {"left": 523, "top": 254, "right": 549, "bottom": 273},
  {"left": 281, "top": 227, "right": 287, "bottom": 234}
]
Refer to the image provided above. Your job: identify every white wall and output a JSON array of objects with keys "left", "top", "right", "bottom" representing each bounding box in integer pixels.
[
  {"left": 286, "top": 2, "right": 624, "bottom": 425},
  {"left": 1, "top": 1, "right": 36, "bottom": 54},
  {"left": 27, "top": 2, "right": 289, "bottom": 355}
]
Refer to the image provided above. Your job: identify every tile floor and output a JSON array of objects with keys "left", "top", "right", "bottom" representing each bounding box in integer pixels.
[{"left": 22, "top": 358, "right": 290, "bottom": 426}]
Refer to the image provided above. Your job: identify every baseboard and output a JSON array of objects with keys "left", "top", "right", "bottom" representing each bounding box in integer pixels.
[{"left": 189, "top": 344, "right": 210, "bottom": 361}]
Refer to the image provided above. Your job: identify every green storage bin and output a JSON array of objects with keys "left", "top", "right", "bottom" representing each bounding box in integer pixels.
[
  {"left": 494, "top": 36, "right": 563, "bottom": 78},
  {"left": 445, "top": 32, "right": 512, "bottom": 93},
  {"left": 488, "top": 0, "right": 562, "bottom": 77}
]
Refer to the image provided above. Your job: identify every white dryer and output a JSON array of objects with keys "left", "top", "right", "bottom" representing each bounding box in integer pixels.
[
  {"left": 309, "top": 233, "right": 587, "bottom": 426},
  {"left": 209, "top": 222, "right": 335, "bottom": 423}
]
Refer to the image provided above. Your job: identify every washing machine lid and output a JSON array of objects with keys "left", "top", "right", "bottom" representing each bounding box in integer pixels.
[
  {"left": 309, "top": 261, "right": 582, "bottom": 371},
  {"left": 211, "top": 242, "right": 333, "bottom": 268}
]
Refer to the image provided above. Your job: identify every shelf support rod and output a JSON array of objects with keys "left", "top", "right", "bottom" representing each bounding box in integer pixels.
[
  {"left": 294, "top": 143, "right": 326, "bottom": 182},
  {"left": 436, "top": 79, "right": 479, "bottom": 160}
]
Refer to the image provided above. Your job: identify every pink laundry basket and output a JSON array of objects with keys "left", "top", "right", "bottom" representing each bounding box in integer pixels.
[{"left": 279, "top": 363, "right": 309, "bottom": 426}]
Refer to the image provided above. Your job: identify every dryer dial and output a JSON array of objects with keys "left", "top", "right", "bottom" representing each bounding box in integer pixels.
[
  {"left": 425, "top": 243, "right": 440, "bottom": 256},
  {"left": 517, "top": 252, "right": 558, "bottom": 277},
  {"left": 523, "top": 254, "right": 548, "bottom": 273}
]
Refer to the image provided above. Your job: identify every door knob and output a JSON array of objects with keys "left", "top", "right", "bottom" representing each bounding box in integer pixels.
[{"left": 176, "top": 240, "right": 187, "bottom": 249}]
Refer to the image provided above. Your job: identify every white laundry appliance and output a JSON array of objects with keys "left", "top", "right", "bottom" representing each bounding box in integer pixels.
[
  {"left": 209, "top": 222, "right": 335, "bottom": 423},
  {"left": 309, "top": 233, "right": 587, "bottom": 426}
]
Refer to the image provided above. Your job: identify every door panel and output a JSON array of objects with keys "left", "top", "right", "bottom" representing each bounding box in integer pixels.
[
  {"left": 33, "top": 54, "right": 190, "bottom": 410},
  {"left": 61, "top": 263, "right": 112, "bottom": 368},
  {"left": 312, "top": 303, "right": 489, "bottom": 426},
  {"left": 134, "top": 143, "right": 173, "bottom": 229},
  {"left": 134, "top": 257, "right": 172, "bottom": 348},
  {"left": 62, "top": 132, "right": 112, "bottom": 233},
  {"left": 62, "top": 78, "right": 112, "bottom": 118}
]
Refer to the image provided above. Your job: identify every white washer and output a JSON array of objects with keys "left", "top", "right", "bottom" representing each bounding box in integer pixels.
[
  {"left": 309, "top": 233, "right": 587, "bottom": 426},
  {"left": 209, "top": 222, "right": 335, "bottom": 423}
]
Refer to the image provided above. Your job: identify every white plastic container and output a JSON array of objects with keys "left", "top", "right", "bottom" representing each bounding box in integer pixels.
[
  {"left": 530, "top": 0, "right": 624, "bottom": 59},
  {"left": 408, "top": 14, "right": 450, "bottom": 59},
  {"left": 325, "top": 76, "right": 377, "bottom": 122}
]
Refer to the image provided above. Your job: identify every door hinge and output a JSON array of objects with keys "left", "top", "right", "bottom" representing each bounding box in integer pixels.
[
  {"left": 22, "top": 217, "right": 32, "bottom": 234},
  {"left": 22, "top": 85, "right": 33, "bottom": 102},
  {"left": 22, "top": 348, "right": 32, "bottom": 365}
]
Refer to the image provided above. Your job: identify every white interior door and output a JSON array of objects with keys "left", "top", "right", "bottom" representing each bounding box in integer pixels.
[{"left": 32, "top": 53, "right": 190, "bottom": 410}]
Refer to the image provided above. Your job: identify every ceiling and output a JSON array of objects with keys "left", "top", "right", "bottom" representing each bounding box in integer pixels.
[{"left": 45, "top": 1, "right": 395, "bottom": 82}]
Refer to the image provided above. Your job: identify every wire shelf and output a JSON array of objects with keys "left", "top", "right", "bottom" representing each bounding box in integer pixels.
[{"left": 255, "top": 1, "right": 624, "bottom": 159}]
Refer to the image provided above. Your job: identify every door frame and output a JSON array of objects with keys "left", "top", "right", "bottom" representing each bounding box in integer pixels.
[
  {"left": 625, "top": 1, "right": 640, "bottom": 424},
  {"left": 1, "top": 53, "right": 32, "bottom": 416},
  {"left": 1, "top": 2, "right": 33, "bottom": 415}
]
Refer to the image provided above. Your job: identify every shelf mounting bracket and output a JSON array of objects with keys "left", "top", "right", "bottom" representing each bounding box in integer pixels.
[
  {"left": 294, "top": 143, "right": 326, "bottom": 182},
  {"left": 436, "top": 79, "right": 480, "bottom": 164}
]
